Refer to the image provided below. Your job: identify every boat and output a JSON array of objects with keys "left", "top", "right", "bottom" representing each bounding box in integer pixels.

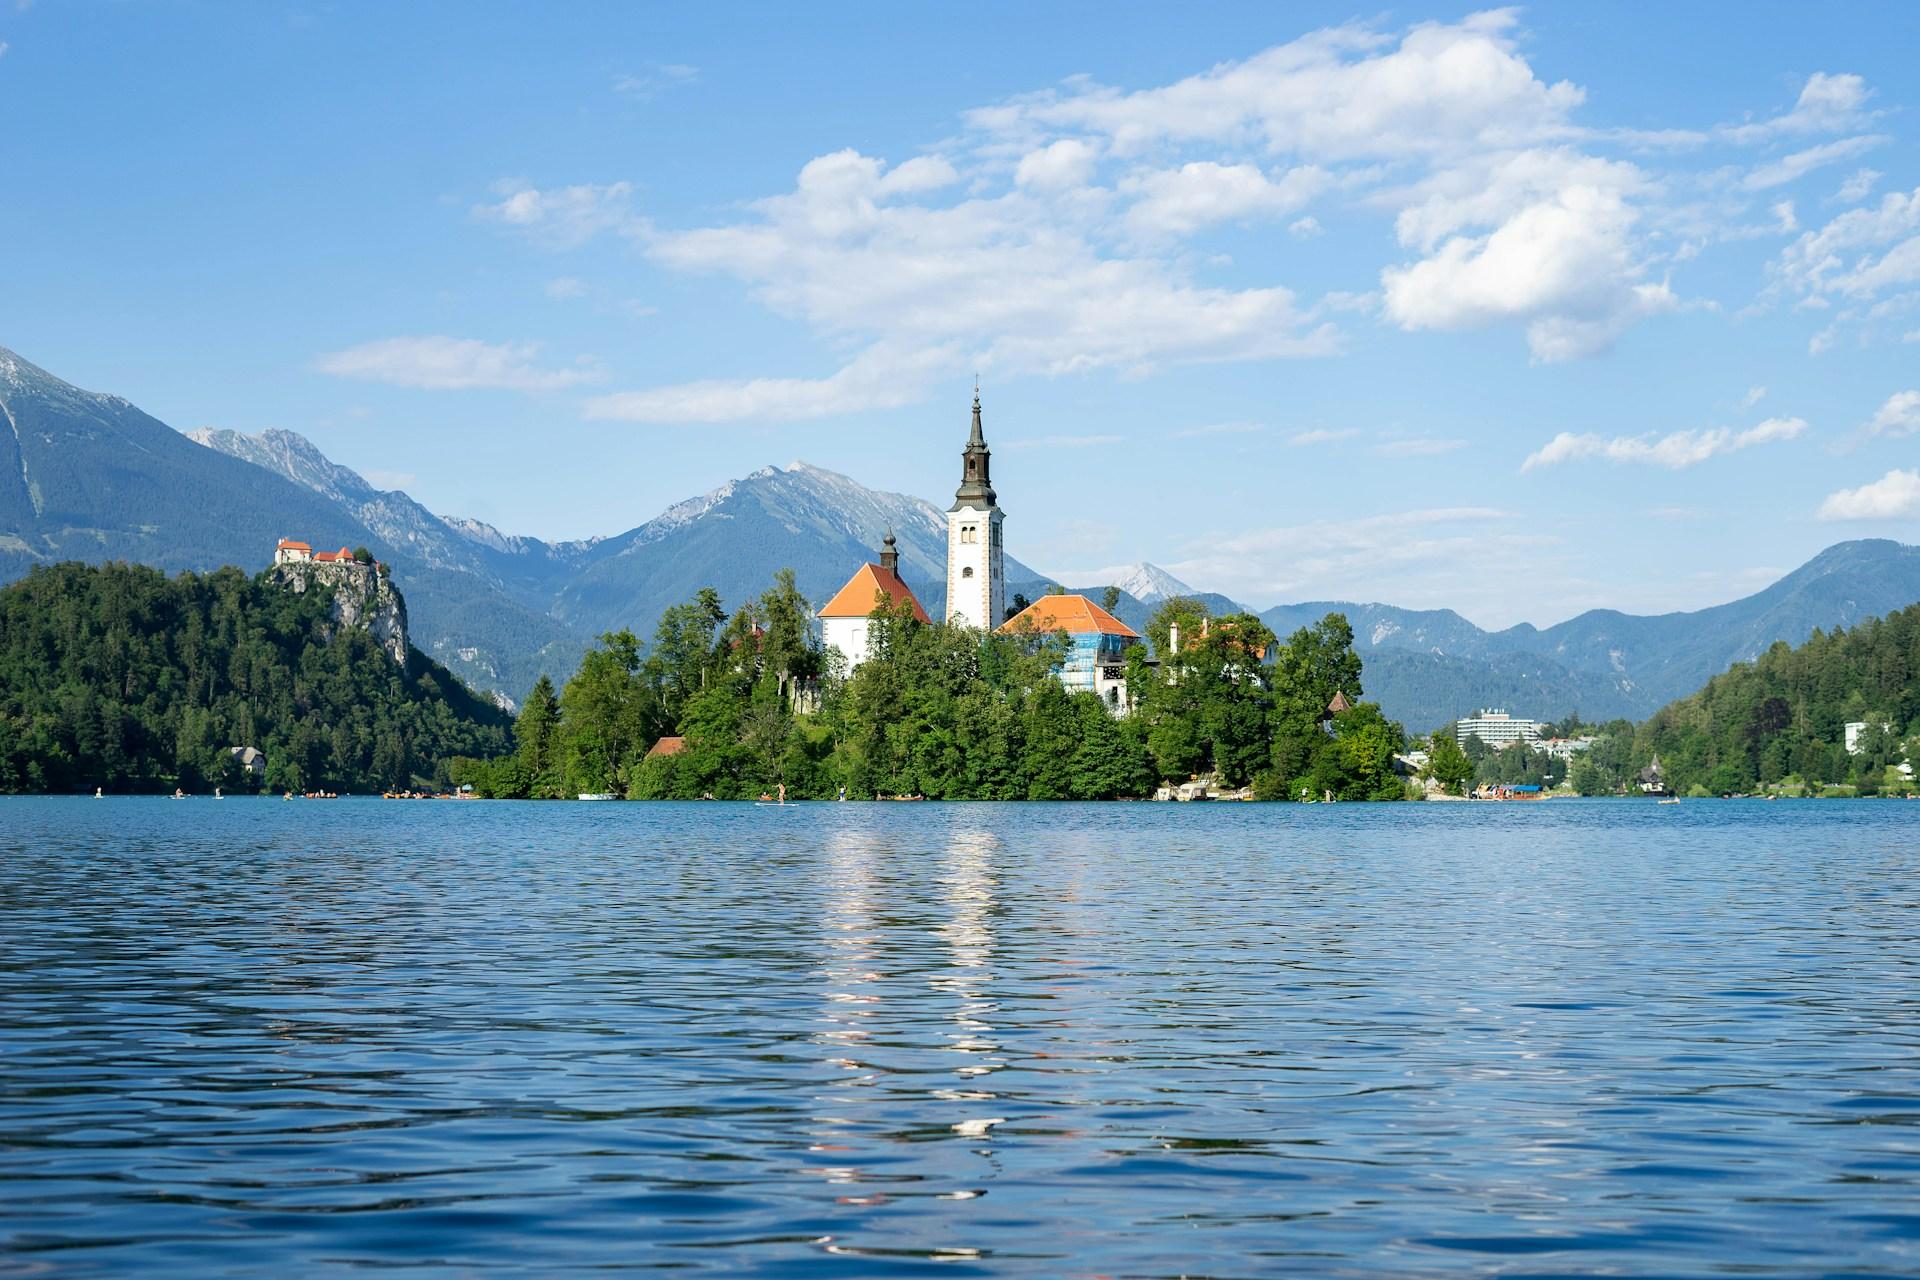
[
  {"left": 1658, "top": 797, "right": 1682, "bottom": 805},
  {"left": 577, "top": 792, "right": 617, "bottom": 801}
]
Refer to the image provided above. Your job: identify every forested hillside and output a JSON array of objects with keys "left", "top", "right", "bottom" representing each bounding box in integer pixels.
[
  {"left": 1637, "top": 602, "right": 1920, "bottom": 795},
  {"left": 0, "top": 562, "right": 510, "bottom": 793}
]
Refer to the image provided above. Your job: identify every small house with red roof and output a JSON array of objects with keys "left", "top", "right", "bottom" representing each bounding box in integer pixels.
[
  {"left": 273, "top": 538, "right": 314, "bottom": 565},
  {"left": 998, "top": 592, "right": 1143, "bottom": 713},
  {"left": 818, "top": 533, "right": 931, "bottom": 672}
]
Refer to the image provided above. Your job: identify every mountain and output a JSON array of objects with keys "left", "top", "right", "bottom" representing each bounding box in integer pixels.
[
  {"left": 551, "top": 461, "right": 1041, "bottom": 641},
  {"left": 14, "top": 344, "right": 1920, "bottom": 732},
  {"left": 0, "top": 348, "right": 586, "bottom": 698},
  {"left": 185, "top": 426, "right": 597, "bottom": 609},
  {"left": 1109, "top": 562, "right": 1195, "bottom": 605},
  {"left": 1258, "top": 540, "right": 1920, "bottom": 729}
]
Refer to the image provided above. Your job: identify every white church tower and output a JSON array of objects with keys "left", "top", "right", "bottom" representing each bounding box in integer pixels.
[{"left": 945, "top": 384, "right": 1005, "bottom": 629}]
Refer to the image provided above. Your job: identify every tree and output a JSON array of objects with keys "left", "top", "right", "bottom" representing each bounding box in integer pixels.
[
  {"left": 1426, "top": 732, "right": 1472, "bottom": 795},
  {"left": 556, "top": 630, "right": 653, "bottom": 796},
  {"left": 513, "top": 674, "right": 562, "bottom": 797},
  {"left": 1101, "top": 585, "right": 1122, "bottom": 614}
]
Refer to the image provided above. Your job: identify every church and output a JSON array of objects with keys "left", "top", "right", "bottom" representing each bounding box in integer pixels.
[{"left": 819, "top": 386, "right": 1006, "bottom": 669}]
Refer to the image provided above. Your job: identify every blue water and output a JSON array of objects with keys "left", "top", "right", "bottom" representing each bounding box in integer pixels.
[{"left": 2, "top": 798, "right": 1917, "bottom": 1277}]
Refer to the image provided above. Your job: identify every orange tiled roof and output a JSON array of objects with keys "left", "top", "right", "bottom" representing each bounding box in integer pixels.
[
  {"left": 312, "top": 547, "right": 354, "bottom": 563},
  {"left": 646, "top": 735, "right": 686, "bottom": 758},
  {"left": 276, "top": 539, "right": 312, "bottom": 551},
  {"left": 818, "top": 563, "right": 931, "bottom": 622},
  {"left": 996, "top": 593, "right": 1139, "bottom": 638},
  {"left": 1327, "top": 690, "right": 1353, "bottom": 714}
]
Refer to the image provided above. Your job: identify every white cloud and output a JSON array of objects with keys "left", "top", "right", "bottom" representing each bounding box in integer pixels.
[
  {"left": 1818, "top": 468, "right": 1920, "bottom": 520},
  {"left": 1835, "top": 168, "right": 1881, "bottom": 204},
  {"left": 475, "top": 180, "right": 639, "bottom": 247},
  {"left": 1383, "top": 180, "right": 1676, "bottom": 361},
  {"left": 1865, "top": 389, "right": 1920, "bottom": 437},
  {"left": 877, "top": 154, "right": 961, "bottom": 195},
  {"left": 545, "top": 276, "right": 587, "bottom": 299},
  {"left": 0, "top": 41, "right": 9, "bottom": 58},
  {"left": 1723, "top": 72, "right": 1875, "bottom": 143},
  {"left": 639, "top": 148, "right": 1337, "bottom": 403},
  {"left": 1522, "top": 416, "right": 1806, "bottom": 470},
  {"left": 480, "top": 21, "right": 1892, "bottom": 408},
  {"left": 1743, "top": 385, "right": 1767, "bottom": 408},
  {"left": 1741, "top": 135, "right": 1884, "bottom": 191},
  {"left": 314, "top": 337, "right": 598, "bottom": 391},
  {"left": 1775, "top": 185, "right": 1920, "bottom": 301},
  {"left": 1286, "top": 427, "right": 1360, "bottom": 446},
  {"left": 583, "top": 343, "right": 950, "bottom": 423},
  {"left": 1772, "top": 200, "right": 1797, "bottom": 233},
  {"left": 1161, "top": 506, "right": 1536, "bottom": 611},
  {"left": 1173, "top": 421, "right": 1264, "bottom": 439},
  {"left": 1119, "top": 162, "right": 1324, "bottom": 237},
  {"left": 1013, "top": 139, "right": 1098, "bottom": 190},
  {"left": 1373, "top": 435, "right": 1468, "bottom": 457},
  {"left": 974, "top": 11, "right": 1583, "bottom": 160},
  {"left": 613, "top": 64, "right": 698, "bottom": 98}
]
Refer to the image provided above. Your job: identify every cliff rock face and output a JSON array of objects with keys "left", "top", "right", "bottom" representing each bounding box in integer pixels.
[{"left": 272, "top": 560, "right": 409, "bottom": 668}]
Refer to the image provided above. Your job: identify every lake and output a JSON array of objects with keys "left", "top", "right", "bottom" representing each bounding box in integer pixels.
[{"left": 2, "top": 797, "right": 1917, "bottom": 1276}]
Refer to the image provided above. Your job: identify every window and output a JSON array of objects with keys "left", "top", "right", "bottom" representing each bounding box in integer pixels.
[
  {"left": 962, "top": 566, "right": 974, "bottom": 578},
  {"left": 961, "top": 525, "right": 978, "bottom": 544}
]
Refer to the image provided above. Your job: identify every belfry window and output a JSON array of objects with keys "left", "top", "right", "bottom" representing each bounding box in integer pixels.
[
  {"left": 962, "top": 566, "right": 974, "bottom": 578},
  {"left": 961, "top": 525, "right": 978, "bottom": 544}
]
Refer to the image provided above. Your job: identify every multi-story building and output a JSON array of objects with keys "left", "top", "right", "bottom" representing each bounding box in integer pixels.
[
  {"left": 1455, "top": 709, "right": 1541, "bottom": 749},
  {"left": 999, "top": 593, "right": 1143, "bottom": 713}
]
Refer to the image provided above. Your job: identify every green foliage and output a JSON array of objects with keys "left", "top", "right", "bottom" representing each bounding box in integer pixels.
[
  {"left": 453, "top": 574, "right": 1397, "bottom": 803},
  {"left": 1636, "top": 606, "right": 1920, "bottom": 795},
  {"left": 0, "top": 561, "right": 510, "bottom": 793},
  {"left": 1425, "top": 732, "right": 1473, "bottom": 795}
]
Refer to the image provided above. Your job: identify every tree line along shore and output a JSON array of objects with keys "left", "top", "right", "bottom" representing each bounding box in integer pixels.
[{"left": 2, "top": 561, "right": 1915, "bottom": 800}]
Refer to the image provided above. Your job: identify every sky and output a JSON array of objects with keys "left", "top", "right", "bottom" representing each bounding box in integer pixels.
[{"left": 3, "top": 2, "right": 1918, "bottom": 629}]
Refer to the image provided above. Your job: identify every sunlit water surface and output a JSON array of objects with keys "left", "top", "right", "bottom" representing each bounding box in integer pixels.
[{"left": 2, "top": 797, "right": 1917, "bottom": 1277}]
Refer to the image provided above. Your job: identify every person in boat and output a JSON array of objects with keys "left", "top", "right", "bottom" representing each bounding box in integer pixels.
[{"left": 759, "top": 791, "right": 772, "bottom": 802}]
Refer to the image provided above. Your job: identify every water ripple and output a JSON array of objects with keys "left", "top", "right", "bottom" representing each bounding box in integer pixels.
[{"left": 1, "top": 797, "right": 1916, "bottom": 1276}]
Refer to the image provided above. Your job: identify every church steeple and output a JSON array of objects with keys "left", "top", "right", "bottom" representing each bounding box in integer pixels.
[{"left": 953, "top": 379, "right": 996, "bottom": 508}]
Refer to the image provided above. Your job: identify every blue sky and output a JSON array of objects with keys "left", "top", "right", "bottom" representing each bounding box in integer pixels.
[{"left": 3, "top": 2, "right": 1918, "bottom": 628}]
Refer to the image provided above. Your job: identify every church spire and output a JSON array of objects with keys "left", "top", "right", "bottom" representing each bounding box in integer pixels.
[{"left": 953, "top": 381, "right": 996, "bottom": 507}]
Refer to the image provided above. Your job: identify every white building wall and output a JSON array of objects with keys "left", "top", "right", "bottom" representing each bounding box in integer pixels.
[
  {"left": 945, "top": 505, "right": 1003, "bottom": 630},
  {"left": 821, "top": 616, "right": 874, "bottom": 673},
  {"left": 1456, "top": 710, "right": 1540, "bottom": 748}
]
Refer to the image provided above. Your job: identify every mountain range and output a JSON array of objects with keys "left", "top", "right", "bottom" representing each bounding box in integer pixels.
[{"left": 7, "top": 342, "right": 1920, "bottom": 729}]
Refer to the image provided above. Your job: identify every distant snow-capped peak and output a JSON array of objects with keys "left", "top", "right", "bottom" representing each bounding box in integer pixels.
[{"left": 1111, "top": 562, "right": 1197, "bottom": 604}]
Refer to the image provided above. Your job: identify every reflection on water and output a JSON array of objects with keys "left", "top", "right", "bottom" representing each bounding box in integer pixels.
[{"left": 2, "top": 797, "right": 1918, "bottom": 1276}]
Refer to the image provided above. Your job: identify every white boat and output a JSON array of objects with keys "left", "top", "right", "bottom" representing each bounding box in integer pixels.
[{"left": 577, "top": 792, "right": 617, "bottom": 801}]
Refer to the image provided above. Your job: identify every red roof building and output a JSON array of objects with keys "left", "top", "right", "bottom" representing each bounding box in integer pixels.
[{"left": 819, "top": 534, "right": 932, "bottom": 675}]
